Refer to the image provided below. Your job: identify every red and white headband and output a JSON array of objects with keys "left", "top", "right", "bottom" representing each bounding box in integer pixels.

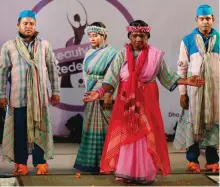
[{"left": 126, "top": 26, "right": 151, "bottom": 33}]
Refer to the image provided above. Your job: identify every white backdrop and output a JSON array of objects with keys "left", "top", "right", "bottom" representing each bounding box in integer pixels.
[{"left": 0, "top": 0, "right": 219, "bottom": 135}]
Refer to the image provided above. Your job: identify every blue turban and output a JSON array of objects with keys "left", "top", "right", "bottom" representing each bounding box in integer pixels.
[
  {"left": 196, "top": 4, "right": 213, "bottom": 16},
  {"left": 18, "top": 10, "right": 36, "bottom": 20}
]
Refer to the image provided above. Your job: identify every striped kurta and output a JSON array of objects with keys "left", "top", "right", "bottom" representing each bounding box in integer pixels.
[
  {"left": 0, "top": 36, "right": 60, "bottom": 162},
  {"left": 174, "top": 28, "right": 219, "bottom": 149}
]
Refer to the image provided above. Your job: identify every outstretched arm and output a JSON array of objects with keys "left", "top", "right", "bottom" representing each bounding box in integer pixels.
[
  {"left": 157, "top": 59, "right": 181, "bottom": 91},
  {"left": 157, "top": 59, "right": 204, "bottom": 92}
]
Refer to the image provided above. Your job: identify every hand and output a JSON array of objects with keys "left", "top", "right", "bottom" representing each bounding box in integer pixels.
[
  {"left": 103, "top": 93, "right": 113, "bottom": 109},
  {"left": 187, "top": 75, "right": 205, "bottom": 87},
  {"left": 0, "top": 98, "right": 8, "bottom": 108},
  {"left": 51, "top": 95, "right": 60, "bottom": 106},
  {"left": 83, "top": 91, "right": 99, "bottom": 102},
  {"left": 180, "top": 94, "right": 189, "bottom": 110}
]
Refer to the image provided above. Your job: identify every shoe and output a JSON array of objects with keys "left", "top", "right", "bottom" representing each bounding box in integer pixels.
[
  {"left": 13, "top": 164, "right": 28, "bottom": 175},
  {"left": 35, "top": 163, "right": 49, "bottom": 175},
  {"left": 187, "top": 162, "right": 200, "bottom": 173},
  {"left": 115, "top": 177, "right": 131, "bottom": 183},
  {"left": 205, "top": 163, "right": 219, "bottom": 172}
]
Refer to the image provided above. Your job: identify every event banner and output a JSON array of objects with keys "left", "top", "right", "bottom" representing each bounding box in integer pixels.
[{"left": 0, "top": 0, "right": 218, "bottom": 135}]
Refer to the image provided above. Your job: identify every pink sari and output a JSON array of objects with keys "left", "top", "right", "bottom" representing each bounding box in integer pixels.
[{"left": 100, "top": 45, "right": 171, "bottom": 184}]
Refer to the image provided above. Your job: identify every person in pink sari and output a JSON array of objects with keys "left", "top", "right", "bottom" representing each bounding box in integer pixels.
[{"left": 83, "top": 20, "right": 205, "bottom": 184}]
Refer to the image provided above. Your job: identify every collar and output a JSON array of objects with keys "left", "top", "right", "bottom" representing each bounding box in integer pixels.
[
  {"left": 17, "top": 31, "right": 39, "bottom": 44},
  {"left": 192, "top": 28, "right": 218, "bottom": 37}
]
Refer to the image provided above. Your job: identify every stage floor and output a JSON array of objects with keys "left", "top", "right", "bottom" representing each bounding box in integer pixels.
[{"left": 0, "top": 143, "right": 219, "bottom": 186}]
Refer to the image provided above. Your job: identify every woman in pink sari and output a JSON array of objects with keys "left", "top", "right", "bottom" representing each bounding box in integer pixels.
[{"left": 83, "top": 20, "right": 204, "bottom": 184}]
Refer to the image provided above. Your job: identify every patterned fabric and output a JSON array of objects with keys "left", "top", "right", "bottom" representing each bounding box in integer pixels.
[
  {"left": 74, "top": 45, "right": 117, "bottom": 172},
  {"left": 173, "top": 110, "right": 219, "bottom": 149},
  {"left": 103, "top": 45, "right": 180, "bottom": 91},
  {"left": 84, "top": 26, "right": 107, "bottom": 35},
  {"left": 0, "top": 36, "right": 60, "bottom": 107},
  {"left": 0, "top": 35, "right": 59, "bottom": 162},
  {"left": 14, "top": 37, "right": 42, "bottom": 146},
  {"left": 192, "top": 34, "right": 216, "bottom": 140},
  {"left": 122, "top": 43, "right": 148, "bottom": 133},
  {"left": 174, "top": 28, "right": 219, "bottom": 149},
  {"left": 83, "top": 45, "right": 117, "bottom": 92},
  {"left": 126, "top": 26, "right": 151, "bottom": 33},
  {"left": 115, "top": 137, "right": 156, "bottom": 184},
  {"left": 157, "top": 59, "right": 181, "bottom": 91},
  {"left": 2, "top": 105, "right": 54, "bottom": 162},
  {"left": 74, "top": 101, "right": 111, "bottom": 172},
  {"left": 100, "top": 46, "right": 181, "bottom": 178}
]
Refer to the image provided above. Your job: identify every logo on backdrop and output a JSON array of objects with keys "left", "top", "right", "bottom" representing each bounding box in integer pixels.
[
  {"left": 168, "top": 112, "right": 180, "bottom": 118},
  {"left": 32, "top": 0, "right": 134, "bottom": 111}
]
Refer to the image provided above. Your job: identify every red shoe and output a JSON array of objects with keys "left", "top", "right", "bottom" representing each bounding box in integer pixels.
[
  {"left": 36, "top": 163, "right": 49, "bottom": 175},
  {"left": 187, "top": 162, "right": 200, "bottom": 173},
  {"left": 205, "top": 163, "right": 219, "bottom": 172},
  {"left": 13, "top": 164, "right": 28, "bottom": 175}
]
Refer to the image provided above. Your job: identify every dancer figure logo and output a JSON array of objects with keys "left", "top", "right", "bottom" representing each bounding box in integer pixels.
[{"left": 32, "top": 0, "right": 134, "bottom": 111}]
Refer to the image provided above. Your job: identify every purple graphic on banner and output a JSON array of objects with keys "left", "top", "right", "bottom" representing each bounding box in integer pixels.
[
  {"left": 32, "top": 0, "right": 133, "bottom": 23},
  {"left": 54, "top": 43, "right": 89, "bottom": 64},
  {"left": 32, "top": 0, "right": 134, "bottom": 112}
]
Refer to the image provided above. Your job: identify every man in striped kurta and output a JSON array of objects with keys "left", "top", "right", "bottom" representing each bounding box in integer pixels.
[
  {"left": 0, "top": 10, "right": 60, "bottom": 175},
  {"left": 174, "top": 4, "right": 219, "bottom": 173}
]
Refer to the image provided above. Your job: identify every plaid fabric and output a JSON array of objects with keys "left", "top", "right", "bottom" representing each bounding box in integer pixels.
[
  {"left": 102, "top": 50, "right": 124, "bottom": 89},
  {"left": 0, "top": 36, "right": 60, "bottom": 107},
  {"left": 83, "top": 45, "right": 117, "bottom": 92},
  {"left": 0, "top": 35, "right": 58, "bottom": 163},
  {"left": 2, "top": 105, "right": 54, "bottom": 162},
  {"left": 176, "top": 29, "right": 219, "bottom": 148},
  {"left": 191, "top": 34, "right": 216, "bottom": 140},
  {"left": 173, "top": 110, "right": 219, "bottom": 149},
  {"left": 74, "top": 100, "right": 111, "bottom": 172},
  {"left": 103, "top": 47, "right": 180, "bottom": 91},
  {"left": 157, "top": 60, "right": 181, "bottom": 91},
  {"left": 14, "top": 37, "right": 42, "bottom": 146}
]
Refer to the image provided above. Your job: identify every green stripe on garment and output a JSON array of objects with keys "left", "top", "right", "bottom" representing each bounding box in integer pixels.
[{"left": 75, "top": 100, "right": 111, "bottom": 169}]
